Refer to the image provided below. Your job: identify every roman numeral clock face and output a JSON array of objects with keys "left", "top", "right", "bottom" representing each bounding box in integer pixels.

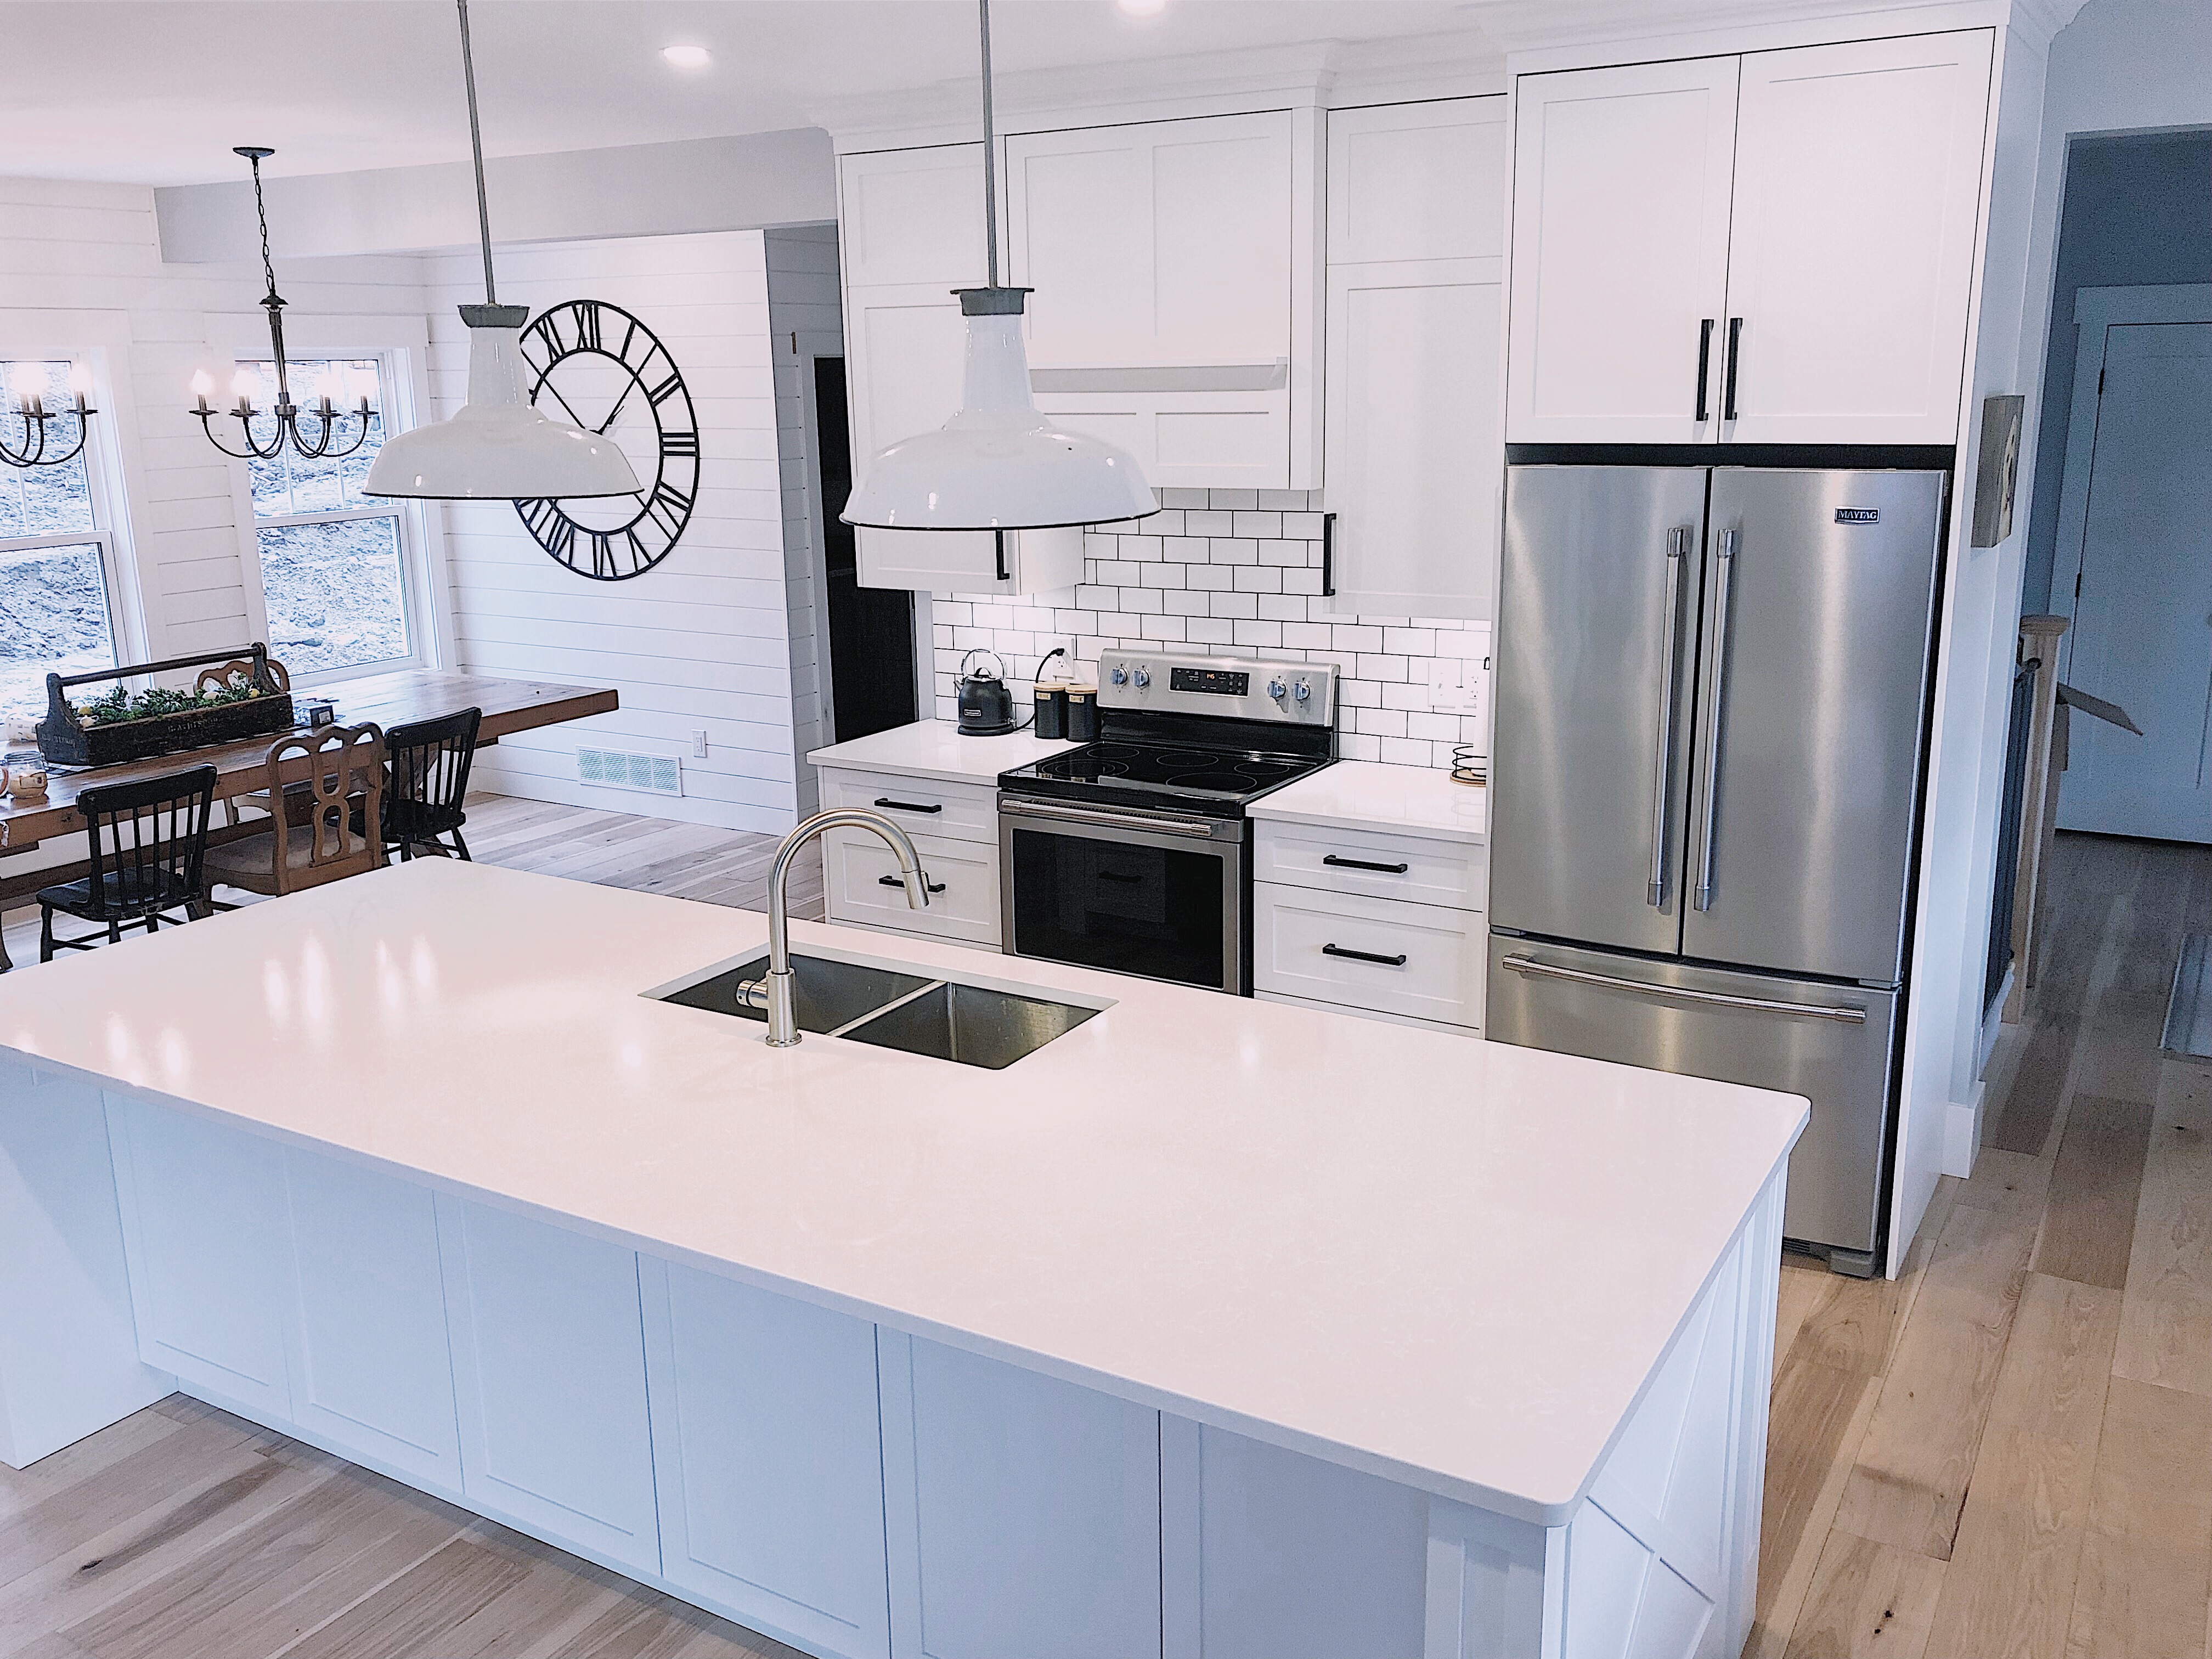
[{"left": 513, "top": 300, "right": 699, "bottom": 580}]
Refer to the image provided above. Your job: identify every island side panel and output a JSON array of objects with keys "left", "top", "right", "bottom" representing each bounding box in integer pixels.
[{"left": 0, "top": 1064, "right": 172, "bottom": 1468}]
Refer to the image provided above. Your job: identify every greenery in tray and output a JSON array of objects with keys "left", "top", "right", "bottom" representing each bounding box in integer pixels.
[{"left": 74, "top": 672, "right": 271, "bottom": 727}]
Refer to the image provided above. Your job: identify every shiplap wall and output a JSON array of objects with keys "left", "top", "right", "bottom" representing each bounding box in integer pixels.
[
  {"left": 764, "top": 224, "right": 843, "bottom": 818},
  {"left": 0, "top": 174, "right": 430, "bottom": 667},
  {"left": 427, "top": 231, "right": 802, "bottom": 835}
]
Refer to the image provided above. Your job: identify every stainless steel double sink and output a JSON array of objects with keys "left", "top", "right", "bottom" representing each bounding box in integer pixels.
[{"left": 651, "top": 951, "right": 1104, "bottom": 1070}]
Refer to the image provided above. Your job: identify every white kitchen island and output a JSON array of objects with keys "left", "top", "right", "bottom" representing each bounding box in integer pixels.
[{"left": 0, "top": 861, "right": 1802, "bottom": 1659}]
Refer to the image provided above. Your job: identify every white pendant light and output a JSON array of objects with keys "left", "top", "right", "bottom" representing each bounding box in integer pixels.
[
  {"left": 367, "top": 0, "right": 639, "bottom": 501},
  {"left": 840, "top": 0, "right": 1157, "bottom": 533}
]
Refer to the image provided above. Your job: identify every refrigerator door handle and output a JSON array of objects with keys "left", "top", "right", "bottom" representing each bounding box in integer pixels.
[
  {"left": 1648, "top": 526, "right": 1691, "bottom": 907},
  {"left": 1498, "top": 953, "right": 1870, "bottom": 1023},
  {"left": 1694, "top": 527, "right": 1738, "bottom": 912}
]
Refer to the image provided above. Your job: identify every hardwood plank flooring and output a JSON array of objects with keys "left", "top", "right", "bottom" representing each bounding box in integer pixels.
[{"left": 2, "top": 827, "right": 2207, "bottom": 1659}]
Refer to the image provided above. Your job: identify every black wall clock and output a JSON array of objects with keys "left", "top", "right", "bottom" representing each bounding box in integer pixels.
[{"left": 513, "top": 299, "right": 699, "bottom": 581}]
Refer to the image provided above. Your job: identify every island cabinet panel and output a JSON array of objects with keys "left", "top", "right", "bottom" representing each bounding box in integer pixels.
[
  {"left": 878, "top": 1331, "right": 1163, "bottom": 1659},
  {"left": 1005, "top": 110, "right": 1319, "bottom": 490},
  {"left": 1322, "top": 97, "right": 1506, "bottom": 619},
  {"left": 1506, "top": 56, "right": 1740, "bottom": 445},
  {"left": 104, "top": 1097, "right": 292, "bottom": 1418},
  {"left": 281, "top": 1152, "right": 462, "bottom": 1494},
  {"left": 639, "top": 1261, "right": 892, "bottom": 1659},
  {"left": 1158, "top": 1415, "right": 1431, "bottom": 1659},
  {"left": 1719, "top": 31, "right": 1994, "bottom": 444},
  {"left": 435, "top": 1195, "right": 662, "bottom": 1577}
]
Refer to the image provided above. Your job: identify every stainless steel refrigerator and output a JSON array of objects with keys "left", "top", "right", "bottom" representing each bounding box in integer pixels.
[{"left": 1486, "top": 465, "right": 1946, "bottom": 1275}]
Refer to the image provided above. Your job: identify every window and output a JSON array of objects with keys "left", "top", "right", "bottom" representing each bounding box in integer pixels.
[
  {"left": 0, "top": 359, "right": 120, "bottom": 717},
  {"left": 241, "top": 357, "right": 414, "bottom": 678}
]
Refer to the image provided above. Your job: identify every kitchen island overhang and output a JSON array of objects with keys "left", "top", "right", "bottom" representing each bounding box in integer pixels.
[{"left": 0, "top": 860, "right": 1804, "bottom": 1659}]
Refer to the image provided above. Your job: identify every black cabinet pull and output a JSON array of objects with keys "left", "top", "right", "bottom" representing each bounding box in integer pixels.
[
  {"left": 1323, "top": 943, "right": 1408, "bottom": 967},
  {"left": 993, "top": 529, "right": 1010, "bottom": 584},
  {"left": 1723, "top": 317, "right": 1743, "bottom": 421},
  {"left": 1323, "top": 853, "right": 1409, "bottom": 874},
  {"left": 1098, "top": 870, "right": 1142, "bottom": 883},
  {"left": 1319, "top": 512, "right": 1336, "bottom": 599},
  {"left": 873, "top": 797, "right": 943, "bottom": 814},
  {"left": 878, "top": 874, "right": 947, "bottom": 893},
  {"left": 1695, "top": 318, "right": 1714, "bottom": 421}
]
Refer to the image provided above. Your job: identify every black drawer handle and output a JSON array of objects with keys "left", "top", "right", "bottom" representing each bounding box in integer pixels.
[
  {"left": 1323, "top": 854, "right": 1409, "bottom": 874},
  {"left": 878, "top": 874, "right": 947, "bottom": 893},
  {"left": 873, "top": 797, "right": 943, "bottom": 814},
  {"left": 1323, "top": 943, "right": 1408, "bottom": 967}
]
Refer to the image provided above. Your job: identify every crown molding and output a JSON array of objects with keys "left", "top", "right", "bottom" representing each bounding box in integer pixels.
[{"left": 1473, "top": 0, "right": 2048, "bottom": 63}]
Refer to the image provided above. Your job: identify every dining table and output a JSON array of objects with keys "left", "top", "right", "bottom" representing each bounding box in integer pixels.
[{"left": 0, "top": 668, "right": 619, "bottom": 970}]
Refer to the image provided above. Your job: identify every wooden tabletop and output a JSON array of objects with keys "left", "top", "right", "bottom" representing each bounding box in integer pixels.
[{"left": 0, "top": 669, "right": 618, "bottom": 851}]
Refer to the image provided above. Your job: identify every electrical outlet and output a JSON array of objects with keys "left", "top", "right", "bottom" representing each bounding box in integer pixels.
[
  {"left": 691, "top": 730, "right": 709, "bottom": 759},
  {"left": 1428, "top": 659, "right": 1483, "bottom": 716}
]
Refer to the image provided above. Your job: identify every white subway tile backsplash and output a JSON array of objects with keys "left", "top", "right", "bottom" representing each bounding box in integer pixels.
[{"left": 934, "top": 488, "right": 1493, "bottom": 772}]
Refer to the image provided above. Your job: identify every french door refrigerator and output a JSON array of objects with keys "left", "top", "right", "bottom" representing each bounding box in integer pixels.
[{"left": 1486, "top": 465, "right": 1945, "bottom": 1274}]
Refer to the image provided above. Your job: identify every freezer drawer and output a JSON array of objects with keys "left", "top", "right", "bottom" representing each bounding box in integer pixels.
[{"left": 1486, "top": 936, "right": 1898, "bottom": 1256}]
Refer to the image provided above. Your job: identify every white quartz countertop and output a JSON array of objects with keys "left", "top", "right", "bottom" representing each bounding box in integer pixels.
[
  {"left": 808, "top": 720, "right": 1077, "bottom": 787},
  {"left": 1250, "top": 760, "right": 1489, "bottom": 844},
  {"left": 0, "top": 861, "right": 1801, "bottom": 1525}
]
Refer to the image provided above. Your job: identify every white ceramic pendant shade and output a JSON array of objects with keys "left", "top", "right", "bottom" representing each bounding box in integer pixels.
[
  {"left": 842, "top": 289, "right": 1156, "bottom": 531},
  {"left": 365, "top": 304, "right": 639, "bottom": 500}
]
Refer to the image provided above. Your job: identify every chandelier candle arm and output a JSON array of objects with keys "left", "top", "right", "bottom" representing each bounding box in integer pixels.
[{"left": 3, "top": 361, "right": 98, "bottom": 471}]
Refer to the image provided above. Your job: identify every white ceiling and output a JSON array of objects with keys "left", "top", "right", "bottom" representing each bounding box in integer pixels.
[{"left": 1, "top": 1, "right": 1475, "bottom": 187}]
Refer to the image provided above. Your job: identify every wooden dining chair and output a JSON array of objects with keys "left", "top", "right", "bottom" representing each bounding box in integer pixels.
[
  {"left": 37, "top": 765, "right": 220, "bottom": 961},
  {"left": 203, "top": 723, "right": 388, "bottom": 900},
  {"left": 195, "top": 653, "right": 291, "bottom": 829}
]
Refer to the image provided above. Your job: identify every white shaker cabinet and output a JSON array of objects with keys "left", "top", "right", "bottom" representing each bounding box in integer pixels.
[
  {"left": 1506, "top": 32, "right": 1994, "bottom": 446},
  {"left": 1006, "top": 110, "right": 1317, "bottom": 491},
  {"left": 1506, "top": 57, "right": 1740, "bottom": 445},
  {"left": 436, "top": 1196, "right": 662, "bottom": 1577},
  {"left": 1322, "top": 97, "right": 1506, "bottom": 617},
  {"left": 1722, "top": 30, "right": 1995, "bottom": 444},
  {"left": 879, "top": 1331, "right": 1162, "bottom": 1659},
  {"left": 641, "top": 1261, "right": 891, "bottom": 1659}
]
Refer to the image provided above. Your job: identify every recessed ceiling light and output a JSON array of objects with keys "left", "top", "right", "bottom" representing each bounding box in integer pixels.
[
  {"left": 662, "top": 44, "right": 712, "bottom": 69},
  {"left": 1117, "top": 0, "right": 1167, "bottom": 15}
]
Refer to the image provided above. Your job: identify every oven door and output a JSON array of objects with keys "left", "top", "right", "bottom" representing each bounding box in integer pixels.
[{"left": 998, "top": 795, "right": 1246, "bottom": 994}]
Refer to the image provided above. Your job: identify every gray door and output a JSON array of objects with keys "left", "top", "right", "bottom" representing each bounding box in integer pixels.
[
  {"left": 1486, "top": 935, "right": 1901, "bottom": 1256},
  {"left": 1683, "top": 469, "right": 1944, "bottom": 984},
  {"left": 1492, "top": 466, "right": 1707, "bottom": 955}
]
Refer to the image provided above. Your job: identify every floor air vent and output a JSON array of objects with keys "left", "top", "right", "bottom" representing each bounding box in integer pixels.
[{"left": 577, "top": 747, "right": 684, "bottom": 797}]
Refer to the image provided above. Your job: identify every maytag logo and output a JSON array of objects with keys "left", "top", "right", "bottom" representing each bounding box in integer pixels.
[{"left": 1835, "top": 507, "right": 1880, "bottom": 524}]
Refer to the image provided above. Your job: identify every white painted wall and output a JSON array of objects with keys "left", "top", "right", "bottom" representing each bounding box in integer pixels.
[
  {"left": 764, "top": 225, "right": 844, "bottom": 819},
  {"left": 0, "top": 174, "right": 432, "bottom": 670},
  {"left": 426, "top": 231, "right": 804, "bottom": 835}
]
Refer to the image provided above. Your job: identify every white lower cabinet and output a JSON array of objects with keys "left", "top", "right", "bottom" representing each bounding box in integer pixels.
[
  {"left": 1254, "top": 882, "right": 1485, "bottom": 1030},
  {"left": 823, "top": 828, "right": 1000, "bottom": 949},
  {"left": 641, "top": 1260, "right": 891, "bottom": 1659},
  {"left": 283, "top": 1153, "right": 462, "bottom": 1492},
  {"left": 106, "top": 1098, "right": 292, "bottom": 1417},
  {"left": 878, "top": 1331, "right": 1162, "bottom": 1659},
  {"left": 436, "top": 1195, "right": 662, "bottom": 1576}
]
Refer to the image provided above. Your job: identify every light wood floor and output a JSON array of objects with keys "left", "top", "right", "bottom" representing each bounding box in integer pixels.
[
  {"left": 0, "top": 791, "right": 822, "bottom": 969},
  {"left": 2, "top": 826, "right": 2205, "bottom": 1659}
]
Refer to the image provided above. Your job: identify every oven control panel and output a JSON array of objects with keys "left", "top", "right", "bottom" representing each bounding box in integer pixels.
[{"left": 1097, "top": 648, "right": 1335, "bottom": 725}]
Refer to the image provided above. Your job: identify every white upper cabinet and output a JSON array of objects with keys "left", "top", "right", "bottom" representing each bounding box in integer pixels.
[
  {"left": 1723, "top": 31, "right": 1995, "bottom": 443},
  {"left": 1007, "top": 111, "right": 1316, "bottom": 493},
  {"left": 1322, "top": 97, "right": 1506, "bottom": 618},
  {"left": 1506, "top": 57, "right": 1740, "bottom": 444},
  {"left": 1506, "top": 32, "right": 1995, "bottom": 446}
]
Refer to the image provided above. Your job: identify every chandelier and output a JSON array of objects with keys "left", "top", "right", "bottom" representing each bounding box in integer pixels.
[
  {"left": 190, "top": 146, "right": 377, "bottom": 462},
  {"left": 3, "top": 360, "right": 97, "bottom": 470}
]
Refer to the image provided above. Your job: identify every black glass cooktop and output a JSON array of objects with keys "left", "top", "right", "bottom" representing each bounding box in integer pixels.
[{"left": 1001, "top": 740, "right": 1333, "bottom": 814}]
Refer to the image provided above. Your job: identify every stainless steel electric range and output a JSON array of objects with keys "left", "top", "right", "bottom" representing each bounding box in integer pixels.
[{"left": 997, "top": 648, "right": 1338, "bottom": 995}]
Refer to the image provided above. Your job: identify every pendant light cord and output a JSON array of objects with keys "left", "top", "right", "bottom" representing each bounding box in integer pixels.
[
  {"left": 978, "top": 0, "right": 1000, "bottom": 288},
  {"left": 246, "top": 154, "right": 278, "bottom": 303},
  {"left": 455, "top": 0, "right": 499, "bottom": 304}
]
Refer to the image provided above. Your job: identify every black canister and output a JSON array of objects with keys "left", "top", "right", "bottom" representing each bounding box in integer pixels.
[
  {"left": 1064, "top": 683, "right": 1099, "bottom": 741},
  {"left": 1033, "top": 683, "right": 1066, "bottom": 740}
]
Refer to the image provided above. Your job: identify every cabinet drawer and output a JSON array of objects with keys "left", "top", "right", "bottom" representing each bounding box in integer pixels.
[
  {"left": 824, "top": 830, "right": 1000, "bottom": 948},
  {"left": 820, "top": 770, "right": 999, "bottom": 844},
  {"left": 1254, "top": 820, "right": 1486, "bottom": 913},
  {"left": 1253, "top": 882, "right": 1484, "bottom": 1028}
]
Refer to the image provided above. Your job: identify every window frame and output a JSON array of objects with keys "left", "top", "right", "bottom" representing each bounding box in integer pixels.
[{"left": 207, "top": 311, "right": 453, "bottom": 691}]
